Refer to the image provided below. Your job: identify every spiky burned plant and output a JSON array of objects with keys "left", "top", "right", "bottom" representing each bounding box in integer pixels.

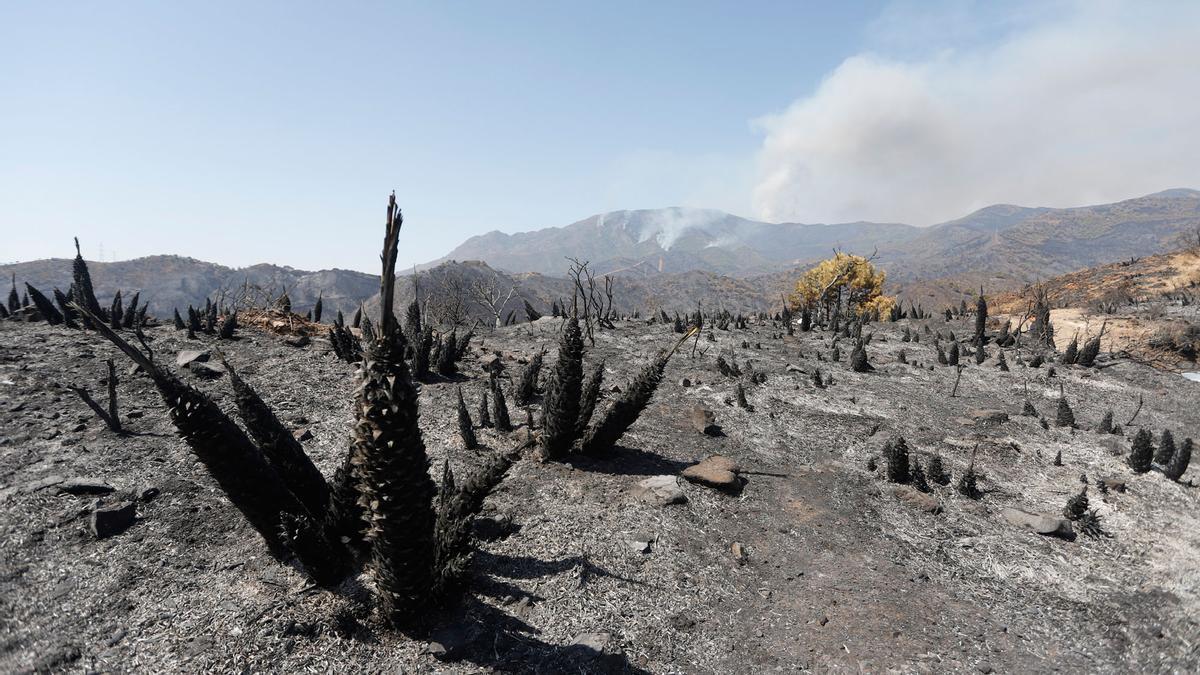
[
  {"left": 1055, "top": 394, "right": 1076, "bottom": 428},
  {"left": 1154, "top": 430, "right": 1177, "bottom": 466},
  {"left": 926, "top": 454, "right": 951, "bottom": 486},
  {"left": 54, "top": 289, "right": 78, "bottom": 328},
  {"left": 1063, "top": 487, "right": 1089, "bottom": 521},
  {"left": 910, "top": 457, "right": 930, "bottom": 493},
  {"left": 24, "top": 284, "right": 63, "bottom": 325},
  {"left": 957, "top": 448, "right": 982, "bottom": 499},
  {"left": 1128, "top": 429, "right": 1154, "bottom": 474},
  {"left": 490, "top": 372, "right": 513, "bottom": 432},
  {"left": 71, "top": 238, "right": 106, "bottom": 327},
  {"left": 478, "top": 389, "right": 492, "bottom": 428},
  {"left": 884, "top": 437, "right": 910, "bottom": 484},
  {"left": 577, "top": 328, "right": 697, "bottom": 455},
  {"left": 344, "top": 196, "right": 441, "bottom": 622},
  {"left": 1098, "top": 411, "right": 1114, "bottom": 434},
  {"left": 1164, "top": 438, "right": 1192, "bottom": 481},
  {"left": 538, "top": 317, "right": 584, "bottom": 461},
  {"left": 1076, "top": 330, "right": 1102, "bottom": 367},
  {"left": 576, "top": 360, "right": 605, "bottom": 438},
  {"left": 849, "top": 336, "right": 873, "bottom": 373},
  {"left": 515, "top": 349, "right": 546, "bottom": 406},
  {"left": 457, "top": 387, "right": 478, "bottom": 450},
  {"left": 71, "top": 303, "right": 309, "bottom": 561}
]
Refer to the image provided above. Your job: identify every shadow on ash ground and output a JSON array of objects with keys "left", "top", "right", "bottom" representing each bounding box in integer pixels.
[{"left": 1, "top": 314, "right": 1198, "bottom": 673}]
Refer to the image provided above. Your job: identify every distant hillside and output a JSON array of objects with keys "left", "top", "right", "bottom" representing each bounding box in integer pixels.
[
  {"left": 0, "top": 255, "right": 378, "bottom": 318},
  {"left": 432, "top": 190, "right": 1200, "bottom": 300},
  {"left": 434, "top": 208, "right": 919, "bottom": 278}
]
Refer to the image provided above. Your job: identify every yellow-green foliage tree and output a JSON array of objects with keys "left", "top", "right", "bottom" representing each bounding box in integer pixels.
[{"left": 789, "top": 252, "right": 895, "bottom": 320}]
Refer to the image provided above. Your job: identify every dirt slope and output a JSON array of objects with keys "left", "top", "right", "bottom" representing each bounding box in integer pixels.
[{"left": 1, "top": 315, "right": 1198, "bottom": 673}]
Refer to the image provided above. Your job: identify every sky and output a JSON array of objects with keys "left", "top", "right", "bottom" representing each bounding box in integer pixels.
[{"left": 3, "top": 1, "right": 1199, "bottom": 273}]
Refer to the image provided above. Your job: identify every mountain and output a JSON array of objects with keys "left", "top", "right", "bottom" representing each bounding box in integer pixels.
[
  {"left": 6, "top": 190, "right": 1198, "bottom": 321},
  {"left": 435, "top": 208, "right": 920, "bottom": 278},
  {"left": 0, "top": 255, "right": 378, "bottom": 318},
  {"left": 432, "top": 190, "right": 1200, "bottom": 290}
]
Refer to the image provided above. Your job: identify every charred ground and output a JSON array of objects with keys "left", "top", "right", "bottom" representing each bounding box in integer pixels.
[{"left": 2, "top": 299, "right": 1198, "bottom": 672}]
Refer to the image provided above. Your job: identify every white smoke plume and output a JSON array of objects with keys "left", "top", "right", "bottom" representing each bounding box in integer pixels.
[{"left": 752, "top": 1, "right": 1200, "bottom": 226}]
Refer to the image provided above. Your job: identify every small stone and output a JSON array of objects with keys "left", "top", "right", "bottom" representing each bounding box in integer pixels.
[
  {"left": 633, "top": 475, "right": 687, "bottom": 506},
  {"left": 26, "top": 475, "right": 66, "bottom": 493},
  {"left": 1097, "top": 477, "right": 1126, "bottom": 493},
  {"left": 57, "top": 477, "right": 115, "bottom": 496},
  {"left": 481, "top": 354, "right": 504, "bottom": 373},
  {"left": 125, "top": 364, "right": 142, "bottom": 376},
  {"left": 1000, "top": 507, "right": 1074, "bottom": 538},
  {"left": 570, "top": 632, "right": 612, "bottom": 653},
  {"left": 699, "top": 454, "right": 740, "bottom": 473},
  {"left": 681, "top": 463, "right": 738, "bottom": 489},
  {"left": 967, "top": 409, "right": 1009, "bottom": 424},
  {"left": 786, "top": 364, "right": 804, "bottom": 373},
  {"left": 139, "top": 486, "right": 160, "bottom": 502},
  {"left": 126, "top": 411, "right": 144, "bottom": 419},
  {"left": 175, "top": 350, "right": 210, "bottom": 367},
  {"left": 679, "top": 377, "right": 691, "bottom": 387},
  {"left": 690, "top": 405, "right": 719, "bottom": 435},
  {"left": 187, "top": 361, "right": 225, "bottom": 379},
  {"left": 91, "top": 502, "right": 137, "bottom": 539},
  {"left": 977, "top": 663, "right": 994, "bottom": 674},
  {"left": 893, "top": 485, "right": 942, "bottom": 514},
  {"left": 625, "top": 532, "right": 653, "bottom": 554},
  {"left": 731, "top": 542, "right": 748, "bottom": 563},
  {"left": 292, "top": 428, "right": 313, "bottom": 442},
  {"left": 285, "top": 335, "right": 311, "bottom": 348}
]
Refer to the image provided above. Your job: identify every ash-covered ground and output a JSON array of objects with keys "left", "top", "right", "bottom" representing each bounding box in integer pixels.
[{"left": 1, "top": 313, "right": 1198, "bottom": 673}]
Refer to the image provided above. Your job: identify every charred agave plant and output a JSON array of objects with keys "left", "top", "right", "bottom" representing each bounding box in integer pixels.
[
  {"left": 576, "top": 327, "right": 697, "bottom": 455},
  {"left": 76, "top": 195, "right": 511, "bottom": 626},
  {"left": 537, "top": 317, "right": 584, "bottom": 461}
]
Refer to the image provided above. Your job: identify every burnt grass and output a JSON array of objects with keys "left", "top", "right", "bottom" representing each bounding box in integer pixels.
[{"left": 1, "top": 314, "right": 1198, "bottom": 673}]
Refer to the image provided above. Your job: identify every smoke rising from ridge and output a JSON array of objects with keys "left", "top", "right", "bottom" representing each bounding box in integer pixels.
[{"left": 752, "top": 2, "right": 1200, "bottom": 226}]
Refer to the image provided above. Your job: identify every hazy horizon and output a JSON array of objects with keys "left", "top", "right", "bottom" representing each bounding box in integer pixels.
[{"left": 4, "top": 1, "right": 1199, "bottom": 273}]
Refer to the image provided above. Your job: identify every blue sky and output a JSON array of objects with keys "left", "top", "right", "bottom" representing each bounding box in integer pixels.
[{"left": 3, "top": 1, "right": 1198, "bottom": 272}]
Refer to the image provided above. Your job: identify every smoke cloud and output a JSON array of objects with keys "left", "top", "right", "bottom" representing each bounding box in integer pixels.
[{"left": 752, "top": 2, "right": 1200, "bottom": 226}]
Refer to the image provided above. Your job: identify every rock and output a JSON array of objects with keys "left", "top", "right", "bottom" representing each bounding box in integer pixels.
[
  {"left": 57, "top": 477, "right": 115, "bottom": 496},
  {"left": 967, "top": 409, "right": 1009, "bottom": 424},
  {"left": 126, "top": 410, "right": 144, "bottom": 419},
  {"left": 570, "top": 632, "right": 612, "bottom": 653},
  {"left": 690, "top": 405, "right": 719, "bottom": 435},
  {"left": 481, "top": 354, "right": 504, "bottom": 373},
  {"left": 285, "top": 335, "right": 310, "bottom": 348},
  {"left": 426, "top": 623, "right": 483, "bottom": 660},
  {"left": 892, "top": 485, "right": 942, "bottom": 514},
  {"left": 1099, "top": 437, "right": 1126, "bottom": 456},
  {"left": 175, "top": 350, "right": 210, "bottom": 367},
  {"left": 681, "top": 462, "right": 738, "bottom": 489},
  {"left": 473, "top": 514, "right": 518, "bottom": 542},
  {"left": 699, "top": 454, "right": 740, "bottom": 473},
  {"left": 26, "top": 475, "right": 65, "bottom": 492},
  {"left": 633, "top": 475, "right": 687, "bottom": 506},
  {"left": 125, "top": 364, "right": 142, "bottom": 376},
  {"left": 679, "top": 377, "right": 691, "bottom": 387},
  {"left": 786, "top": 364, "right": 804, "bottom": 373},
  {"left": 625, "top": 532, "right": 653, "bottom": 554},
  {"left": 187, "top": 361, "right": 226, "bottom": 379},
  {"left": 292, "top": 428, "right": 313, "bottom": 442},
  {"left": 1000, "top": 507, "right": 1074, "bottom": 538},
  {"left": 1097, "top": 477, "right": 1127, "bottom": 493},
  {"left": 977, "top": 663, "right": 994, "bottom": 674},
  {"left": 731, "top": 542, "right": 748, "bottom": 563},
  {"left": 91, "top": 501, "right": 137, "bottom": 539},
  {"left": 138, "top": 485, "right": 160, "bottom": 502}
]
